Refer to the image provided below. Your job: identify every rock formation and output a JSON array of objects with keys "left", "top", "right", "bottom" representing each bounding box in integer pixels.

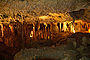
[{"left": 0, "top": 0, "right": 89, "bottom": 17}]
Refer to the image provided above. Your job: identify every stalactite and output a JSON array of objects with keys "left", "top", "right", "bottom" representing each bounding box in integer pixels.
[
  {"left": 0, "top": 24, "right": 4, "bottom": 37},
  {"left": 53, "top": 23, "right": 58, "bottom": 33},
  {"left": 71, "top": 24, "right": 73, "bottom": 32},
  {"left": 50, "top": 23, "right": 53, "bottom": 40},
  {"left": 60, "top": 23, "right": 61, "bottom": 32},
  {"left": 9, "top": 25, "right": 13, "bottom": 33},
  {"left": 63, "top": 22, "right": 67, "bottom": 32},
  {"left": 44, "top": 23, "right": 47, "bottom": 40},
  {"left": 33, "top": 23, "right": 36, "bottom": 40},
  {"left": 70, "top": 23, "right": 75, "bottom": 33}
]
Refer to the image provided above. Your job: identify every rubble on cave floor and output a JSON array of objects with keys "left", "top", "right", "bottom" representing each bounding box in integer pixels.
[{"left": 14, "top": 32, "right": 90, "bottom": 60}]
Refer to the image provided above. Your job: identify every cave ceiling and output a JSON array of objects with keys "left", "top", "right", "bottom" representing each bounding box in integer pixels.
[{"left": 0, "top": 0, "right": 90, "bottom": 21}]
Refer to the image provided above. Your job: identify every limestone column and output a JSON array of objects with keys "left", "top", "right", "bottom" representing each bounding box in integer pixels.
[
  {"left": 47, "top": 24, "right": 50, "bottom": 40},
  {"left": 71, "top": 24, "right": 73, "bottom": 32},
  {"left": 80, "top": 23, "right": 83, "bottom": 31},
  {"left": 87, "top": 24, "right": 88, "bottom": 30},
  {"left": 33, "top": 23, "right": 36, "bottom": 40},
  {"left": 44, "top": 23, "right": 47, "bottom": 40},
  {"left": 79, "top": 23, "right": 81, "bottom": 31},
  {"left": 46, "top": 24, "right": 48, "bottom": 40},
  {"left": 50, "top": 23, "right": 53, "bottom": 40},
  {"left": 85, "top": 23, "right": 87, "bottom": 31},
  {"left": 71, "top": 23, "right": 75, "bottom": 33},
  {"left": 60, "top": 23, "right": 61, "bottom": 32},
  {"left": 63, "top": 22, "right": 67, "bottom": 32},
  {"left": 0, "top": 24, "right": 4, "bottom": 37},
  {"left": 9, "top": 25, "right": 14, "bottom": 33},
  {"left": 53, "top": 23, "right": 58, "bottom": 33},
  {"left": 38, "top": 23, "right": 40, "bottom": 40}
]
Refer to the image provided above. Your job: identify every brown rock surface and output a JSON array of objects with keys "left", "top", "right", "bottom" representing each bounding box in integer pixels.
[
  {"left": 0, "top": 42, "right": 20, "bottom": 60},
  {"left": 0, "top": 0, "right": 89, "bottom": 17}
]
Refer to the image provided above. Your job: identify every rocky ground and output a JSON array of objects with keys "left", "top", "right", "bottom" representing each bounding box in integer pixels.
[
  {"left": 14, "top": 32, "right": 90, "bottom": 60},
  {"left": 0, "top": 42, "right": 20, "bottom": 60},
  {"left": 0, "top": 32, "right": 90, "bottom": 60}
]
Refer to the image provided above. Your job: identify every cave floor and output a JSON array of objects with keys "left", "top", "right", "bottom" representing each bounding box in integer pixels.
[
  {"left": 14, "top": 32, "right": 90, "bottom": 60},
  {"left": 0, "top": 32, "right": 90, "bottom": 60}
]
